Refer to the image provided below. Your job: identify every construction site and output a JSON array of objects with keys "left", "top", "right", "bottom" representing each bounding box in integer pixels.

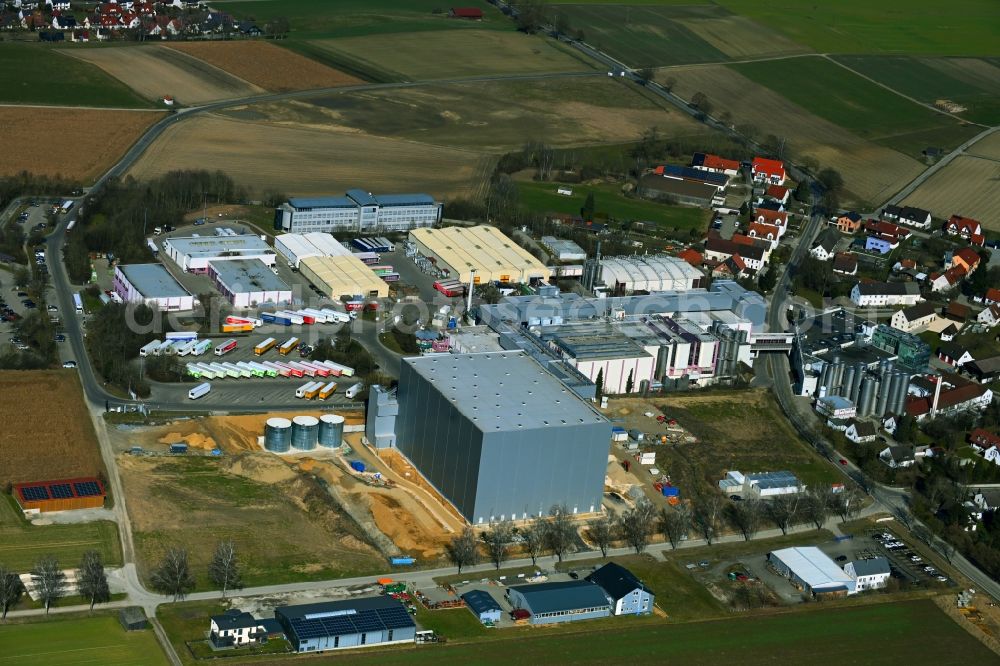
[{"left": 109, "top": 411, "right": 466, "bottom": 585}]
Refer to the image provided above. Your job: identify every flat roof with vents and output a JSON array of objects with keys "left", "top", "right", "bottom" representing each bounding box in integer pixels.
[
  {"left": 403, "top": 351, "right": 606, "bottom": 432},
  {"left": 408, "top": 226, "right": 550, "bottom": 284}
]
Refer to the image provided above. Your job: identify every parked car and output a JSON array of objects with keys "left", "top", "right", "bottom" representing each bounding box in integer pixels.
[
  {"left": 193, "top": 218, "right": 206, "bottom": 226},
  {"left": 47, "top": 305, "right": 58, "bottom": 312},
  {"left": 839, "top": 458, "right": 848, "bottom": 465},
  {"left": 62, "top": 360, "right": 77, "bottom": 368}
]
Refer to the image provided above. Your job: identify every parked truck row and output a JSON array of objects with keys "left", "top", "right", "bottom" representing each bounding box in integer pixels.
[
  {"left": 260, "top": 308, "right": 353, "bottom": 327},
  {"left": 139, "top": 334, "right": 211, "bottom": 358},
  {"left": 185, "top": 359, "right": 357, "bottom": 382}
]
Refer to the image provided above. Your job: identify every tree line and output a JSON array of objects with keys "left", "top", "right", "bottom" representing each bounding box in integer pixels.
[
  {"left": 0, "top": 550, "right": 110, "bottom": 618},
  {"left": 84, "top": 302, "right": 175, "bottom": 397},
  {"left": 446, "top": 489, "right": 863, "bottom": 573},
  {"left": 65, "top": 170, "right": 246, "bottom": 283}
]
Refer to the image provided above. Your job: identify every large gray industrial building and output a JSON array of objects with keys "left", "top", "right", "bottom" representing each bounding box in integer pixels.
[{"left": 371, "top": 351, "right": 611, "bottom": 524}]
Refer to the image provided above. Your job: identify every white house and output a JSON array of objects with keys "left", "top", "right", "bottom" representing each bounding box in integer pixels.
[
  {"left": 851, "top": 281, "right": 922, "bottom": 308},
  {"left": 890, "top": 301, "right": 938, "bottom": 333},
  {"left": 210, "top": 610, "right": 267, "bottom": 647},
  {"left": 844, "top": 558, "right": 891, "bottom": 591},
  {"left": 978, "top": 304, "right": 1000, "bottom": 328},
  {"left": 845, "top": 420, "right": 877, "bottom": 444},
  {"left": 883, "top": 205, "right": 932, "bottom": 230},
  {"left": 810, "top": 232, "right": 839, "bottom": 261},
  {"left": 879, "top": 445, "right": 915, "bottom": 468},
  {"left": 985, "top": 447, "right": 1000, "bottom": 465}
]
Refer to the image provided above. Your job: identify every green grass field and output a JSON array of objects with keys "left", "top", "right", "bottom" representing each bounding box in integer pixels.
[
  {"left": 517, "top": 180, "right": 710, "bottom": 230},
  {"left": 0, "top": 614, "right": 169, "bottom": 666},
  {"left": 214, "top": 0, "right": 508, "bottom": 39},
  {"left": 245, "top": 600, "right": 993, "bottom": 665},
  {"left": 833, "top": 56, "right": 1000, "bottom": 125},
  {"left": 729, "top": 57, "right": 968, "bottom": 148},
  {"left": 0, "top": 44, "right": 152, "bottom": 107},
  {"left": 555, "top": 4, "right": 728, "bottom": 67},
  {"left": 717, "top": 0, "right": 999, "bottom": 56},
  {"left": 0, "top": 495, "right": 121, "bottom": 572}
]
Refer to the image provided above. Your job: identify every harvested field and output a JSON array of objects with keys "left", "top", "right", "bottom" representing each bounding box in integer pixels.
[
  {"left": 239, "top": 77, "right": 702, "bottom": 152},
  {"left": 126, "top": 114, "right": 492, "bottom": 198},
  {"left": 902, "top": 156, "right": 1000, "bottom": 229},
  {"left": 167, "top": 41, "right": 361, "bottom": 92},
  {"left": 968, "top": 132, "right": 1000, "bottom": 160},
  {"left": 0, "top": 371, "right": 105, "bottom": 487},
  {"left": 674, "top": 16, "right": 809, "bottom": 59},
  {"left": 309, "top": 29, "right": 591, "bottom": 81},
  {"left": 658, "top": 65, "right": 924, "bottom": 205},
  {"left": 0, "top": 107, "right": 162, "bottom": 182},
  {"left": 69, "top": 46, "right": 262, "bottom": 104}
]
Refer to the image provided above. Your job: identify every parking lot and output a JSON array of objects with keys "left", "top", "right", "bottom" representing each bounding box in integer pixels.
[{"left": 868, "top": 526, "right": 953, "bottom": 587}]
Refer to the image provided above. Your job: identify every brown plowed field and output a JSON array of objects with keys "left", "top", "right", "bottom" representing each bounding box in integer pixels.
[
  {"left": 658, "top": 65, "right": 924, "bottom": 205},
  {"left": 167, "top": 41, "right": 361, "bottom": 92},
  {"left": 967, "top": 131, "right": 1000, "bottom": 160},
  {"left": 126, "top": 114, "right": 492, "bottom": 198},
  {"left": 0, "top": 107, "right": 162, "bottom": 182},
  {"left": 903, "top": 155, "right": 1000, "bottom": 229},
  {"left": 69, "top": 46, "right": 263, "bottom": 104},
  {"left": 0, "top": 371, "right": 105, "bottom": 487}
]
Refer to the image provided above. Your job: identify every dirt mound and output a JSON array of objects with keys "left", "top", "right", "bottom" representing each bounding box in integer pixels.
[
  {"left": 226, "top": 452, "right": 297, "bottom": 485},
  {"left": 367, "top": 492, "right": 445, "bottom": 558},
  {"left": 158, "top": 431, "right": 217, "bottom": 450}
]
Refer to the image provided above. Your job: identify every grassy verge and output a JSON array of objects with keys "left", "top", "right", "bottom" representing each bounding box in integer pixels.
[
  {"left": 0, "top": 494, "right": 122, "bottom": 570},
  {"left": 0, "top": 612, "right": 169, "bottom": 665}
]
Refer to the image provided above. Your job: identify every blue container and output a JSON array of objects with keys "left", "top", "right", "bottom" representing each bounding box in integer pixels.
[
  {"left": 447, "top": 317, "right": 457, "bottom": 329},
  {"left": 261, "top": 312, "right": 276, "bottom": 323},
  {"left": 350, "top": 460, "right": 366, "bottom": 473},
  {"left": 169, "top": 443, "right": 188, "bottom": 454},
  {"left": 661, "top": 486, "right": 680, "bottom": 497},
  {"left": 390, "top": 557, "right": 415, "bottom": 566}
]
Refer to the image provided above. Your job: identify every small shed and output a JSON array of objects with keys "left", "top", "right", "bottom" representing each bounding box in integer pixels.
[
  {"left": 119, "top": 606, "right": 148, "bottom": 631},
  {"left": 462, "top": 589, "right": 502, "bottom": 625}
]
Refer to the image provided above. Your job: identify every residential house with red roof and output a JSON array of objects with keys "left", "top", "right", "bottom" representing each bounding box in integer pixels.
[
  {"left": 751, "top": 157, "right": 785, "bottom": 185},
  {"left": 753, "top": 208, "right": 787, "bottom": 230},
  {"left": 450, "top": 7, "right": 484, "bottom": 19},
  {"left": 711, "top": 254, "right": 746, "bottom": 278},
  {"left": 905, "top": 375, "right": 993, "bottom": 420},
  {"left": 704, "top": 235, "right": 766, "bottom": 272},
  {"left": 984, "top": 287, "right": 1000, "bottom": 305},
  {"left": 930, "top": 265, "right": 967, "bottom": 292},
  {"left": 676, "top": 248, "right": 703, "bottom": 268},
  {"left": 951, "top": 247, "right": 981, "bottom": 275},
  {"left": 833, "top": 253, "right": 858, "bottom": 276},
  {"left": 691, "top": 152, "right": 740, "bottom": 176},
  {"left": 864, "top": 220, "right": 910, "bottom": 244},
  {"left": 747, "top": 222, "right": 781, "bottom": 249},
  {"left": 765, "top": 184, "right": 789, "bottom": 204},
  {"left": 944, "top": 215, "right": 985, "bottom": 246}
]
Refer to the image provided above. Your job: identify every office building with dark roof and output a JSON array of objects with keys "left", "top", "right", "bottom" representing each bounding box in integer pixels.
[
  {"left": 275, "top": 596, "right": 415, "bottom": 653},
  {"left": 274, "top": 190, "right": 441, "bottom": 233},
  {"left": 586, "top": 562, "right": 654, "bottom": 615}
]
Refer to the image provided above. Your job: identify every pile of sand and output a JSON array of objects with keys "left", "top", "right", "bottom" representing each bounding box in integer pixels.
[
  {"left": 226, "top": 453, "right": 297, "bottom": 484},
  {"left": 158, "top": 431, "right": 217, "bottom": 450}
]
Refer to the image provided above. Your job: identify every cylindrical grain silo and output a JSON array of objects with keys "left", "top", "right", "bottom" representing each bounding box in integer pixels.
[
  {"left": 819, "top": 363, "right": 832, "bottom": 392},
  {"left": 291, "top": 415, "right": 319, "bottom": 450},
  {"left": 842, "top": 365, "right": 856, "bottom": 400},
  {"left": 264, "top": 417, "right": 292, "bottom": 453},
  {"left": 850, "top": 363, "right": 865, "bottom": 403},
  {"left": 892, "top": 372, "right": 910, "bottom": 415},
  {"left": 876, "top": 372, "right": 892, "bottom": 417},
  {"left": 859, "top": 376, "right": 877, "bottom": 417},
  {"left": 318, "top": 414, "right": 345, "bottom": 448}
]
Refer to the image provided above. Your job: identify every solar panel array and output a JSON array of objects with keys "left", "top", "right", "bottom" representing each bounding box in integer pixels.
[
  {"left": 50, "top": 483, "right": 74, "bottom": 499},
  {"left": 288, "top": 605, "right": 413, "bottom": 641},
  {"left": 20, "top": 486, "right": 49, "bottom": 501},
  {"left": 73, "top": 481, "right": 102, "bottom": 497}
]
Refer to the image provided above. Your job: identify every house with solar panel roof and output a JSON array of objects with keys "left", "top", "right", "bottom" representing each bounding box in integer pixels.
[{"left": 275, "top": 596, "right": 416, "bottom": 652}]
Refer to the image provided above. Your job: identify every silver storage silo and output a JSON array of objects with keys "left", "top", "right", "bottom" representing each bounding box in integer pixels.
[
  {"left": 831, "top": 360, "right": 844, "bottom": 396},
  {"left": 892, "top": 372, "right": 910, "bottom": 415},
  {"left": 859, "top": 376, "right": 877, "bottom": 417},
  {"left": 850, "top": 363, "right": 865, "bottom": 403},
  {"left": 264, "top": 417, "right": 292, "bottom": 453},
  {"left": 876, "top": 372, "right": 892, "bottom": 417},
  {"left": 318, "top": 414, "right": 345, "bottom": 448},
  {"left": 819, "top": 363, "right": 832, "bottom": 392},
  {"left": 291, "top": 415, "right": 319, "bottom": 450},
  {"left": 842, "top": 365, "right": 856, "bottom": 400}
]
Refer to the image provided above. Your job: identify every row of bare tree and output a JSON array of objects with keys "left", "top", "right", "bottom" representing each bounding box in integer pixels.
[
  {"left": 446, "top": 488, "right": 864, "bottom": 573},
  {"left": 150, "top": 540, "right": 243, "bottom": 602},
  {"left": 0, "top": 551, "right": 109, "bottom": 619}
]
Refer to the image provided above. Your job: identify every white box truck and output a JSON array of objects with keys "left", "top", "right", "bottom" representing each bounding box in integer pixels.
[{"left": 188, "top": 382, "right": 211, "bottom": 400}]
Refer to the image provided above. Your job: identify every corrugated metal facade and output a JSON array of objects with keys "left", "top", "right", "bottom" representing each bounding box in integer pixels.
[{"left": 394, "top": 355, "right": 610, "bottom": 524}]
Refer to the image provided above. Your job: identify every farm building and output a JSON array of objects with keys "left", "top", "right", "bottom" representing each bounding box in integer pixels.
[
  {"left": 275, "top": 596, "right": 415, "bottom": 653},
  {"left": 393, "top": 351, "right": 611, "bottom": 524},
  {"left": 162, "top": 235, "right": 276, "bottom": 273},
  {"left": 461, "top": 590, "right": 503, "bottom": 624},
  {"left": 506, "top": 580, "right": 611, "bottom": 625},
  {"left": 541, "top": 236, "right": 587, "bottom": 262},
  {"left": 582, "top": 254, "right": 703, "bottom": 294},
  {"left": 13, "top": 477, "right": 106, "bottom": 512},
  {"left": 208, "top": 259, "right": 292, "bottom": 308},
  {"left": 586, "top": 563, "right": 654, "bottom": 616},
  {"left": 718, "top": 470, "right": 803, "bottom": 498},
  {"left": 844, "top": 558, "right": 891, "bottom": 591},
  {"left": 274, "top": 232, "right": 353, "bottom": 269},
  {"left": 298, "top": 255, "right": 389, "bottom": 300},
  {"left": 767, "top": 546, "right": 855, "bottom": 596},
  {"left": 637, "top": 174, "right": 720, "bottom": 207},
  {"left": 274, "top": 190, "right": 441, "bottom": 234},
  {"left": 691, "top": 152, "right": 739, "bottom": 176},
  {"left": 112, "top": 264, "right": 194, "bottom": 312},
  {"left": 409, "top": 226, "right": 550, "bottom": 284}
]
